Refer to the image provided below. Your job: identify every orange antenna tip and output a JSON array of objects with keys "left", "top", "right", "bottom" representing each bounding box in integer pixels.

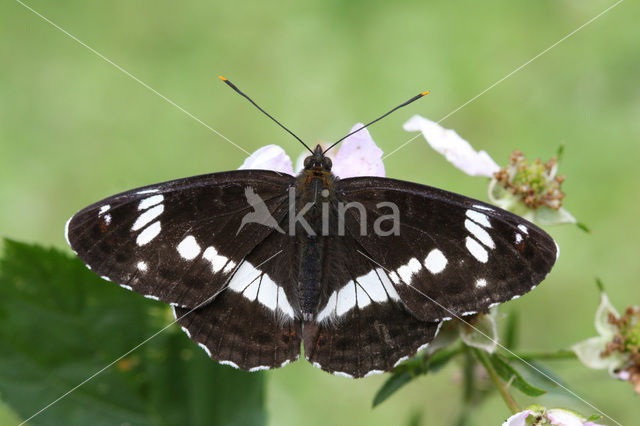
[
  {"left": 421, "top": 90, "right": 430, "bottom": 96},
  {"left": 219, "top": 76, "right": 227, "bottom": 81}
]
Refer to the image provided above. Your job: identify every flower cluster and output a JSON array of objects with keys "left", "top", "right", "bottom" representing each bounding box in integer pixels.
[
  {"left": 572, "top": 290, "right": 640, "bottom": 395},
  {"left": 493, "top": 150, "right": 565, "bottom": 210},
  {"left": 404, "top": 115, "right": 577, "bottom": 227},
  {"left": 503, "top": 405, "right": 603, "bottom": 426}
]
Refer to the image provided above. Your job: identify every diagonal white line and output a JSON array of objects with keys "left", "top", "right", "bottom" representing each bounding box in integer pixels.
[
  {"left": 383, "top": 0, "right": 625, "bottom": 161},
  {"left": 15, "top": 0, "right": 252, "bottom": 157},
  {"left": 18, "top": 250, "right": 283, "bottom": 426},
  {"left": 356, "top": 249, "right": 622, "bottom": 426}
]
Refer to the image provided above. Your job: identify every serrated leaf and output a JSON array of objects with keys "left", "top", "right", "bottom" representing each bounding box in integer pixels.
[
  {"left": 489, "top": 355, "right": 546, "bottom": 397},
  {"left": 0, "top": 239, "right": 266, "bottom": 425}
]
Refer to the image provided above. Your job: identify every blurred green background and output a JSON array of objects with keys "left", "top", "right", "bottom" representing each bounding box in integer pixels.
[{"left": 1, "top": 0, "right": 639, "bottom": 424}]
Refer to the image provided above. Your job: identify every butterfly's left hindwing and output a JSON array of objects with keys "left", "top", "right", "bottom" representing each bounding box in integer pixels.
[
  {"left": 335, "top": 176, "right": 558, "bottom": 322},
  {"left": 66, "top": 170, "right": 294, "bottom": 308}
]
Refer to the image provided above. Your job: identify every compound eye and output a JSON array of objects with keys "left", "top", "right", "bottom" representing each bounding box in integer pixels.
[
  {"left": 304, "top": 156, "right": 312, "bottom": 168},
  {"left": 322, "top": 157, "right": 332, "bottom": 170}
]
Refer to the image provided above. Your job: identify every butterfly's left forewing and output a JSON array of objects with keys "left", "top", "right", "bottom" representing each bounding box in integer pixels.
[
  {"left": 335, "top": 176, "right": 558, "bottom": 322},
  {"left": 66, "top": 170, "right": 294, "bottom": 308}
]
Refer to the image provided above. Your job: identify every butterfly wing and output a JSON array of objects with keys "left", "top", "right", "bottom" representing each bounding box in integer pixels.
[
  {"left": 334, "top": 176, "right": 558, "bottom": 322},
  {"left": 66, "top": 170, "right": 295, "bottom": 308},
  {"left": 301, "top": 232, "right": 441, "bottom": 378}
]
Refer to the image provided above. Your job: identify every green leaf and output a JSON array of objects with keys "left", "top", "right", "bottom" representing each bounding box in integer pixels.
[
  {"left": 0, "top": 240, "right": 266, "bottom": 425},
  {"left": 372, "top": 371, "right": 413, "bottom": 408},
  {"left": 503, "top": 311, "right": 519, "bottom": 350},
  {"left": 372, "top": 346, "right": 461, "bottom": 407},
  {"left": 577, "top": 222, "right": 592, "bottom": 233},
  {"left": 489, "top": 355, "right": 546, "bottom": 397}
]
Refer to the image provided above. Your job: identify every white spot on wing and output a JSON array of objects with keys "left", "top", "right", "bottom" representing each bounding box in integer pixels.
[
  {"left": 137, "top": 261, "right": 148, "bottom": 272},
  {"left": 100, "top": 276, "right": 111, "bottom": 282},
  {"left": 424, "top": 249, "right": 447, "bottom": 274},
  {"left": 473, "top": 204, "right": 494, "bottom": 211},
  {"left": 243, "top": 278, "right": 260, "bottom": 301},
  {"left": 466, "top": 209, "right": 491, "bottom": 228},
  {"left": 465, "top": 236, "right": 488, "bottom": 263},
  {"left": 138, "top": 194, "right": 164, "bottom": 210},
  {"left": 257, "top": 275, "right": 278, "bottom": 311},
  {"left": 388, "top": 270, "right": 400, "bottom": 284},
  {"left": 357, "top": 270, "right": 387, "bottom": 303},
  {"left": 99, "top": 204, "right": 110, "bottom": 215},
  {"left": 515, "top": 233, "right": 523, "bottom": 244},
  {"left": 417, "top": 342, "right": 430, "bottom": 353},
  {"left": 397, "top": 258, "right": 421, "bottom": 284},
  {"left": 475, "top": 278, "right": 487, "bottom": 288},
  {"left": 144, "top": 294, "right": 159, "bottom": 301},
  {"left": 220, "top": 360, "right": 240, "bottom": 369},
  {"left": 64, "top": 217, "right": 72, "bottom": 246},
  {"left": 465, "top": 219, "right": 495, "bottom": 249},
  {"left": 511, "top": 294, "right": 521, "bottom": 300},
  {"left": 393, "top": 356, "right": 409, "bottom": 368},
  {"left": 227, "top": 262, "right": 259, "bottom": 293},
  {"left": 364, "top": 370, "right": 384, "bottom": 378},
  {"left": 356, "top": 284, "right": 372, "bottom": 309},
  {"left": 198, "top": 342, "right": 212, "bottom": 357},
  {"left": 517, "top": 224, "right": 528, "bottom": 234},
  {"left": 277, "top": 287, "right": 295, "bottom": 319},
  {"left": 132, "top": 204, "right": 164, "bottom": 231},
  {"left": 554, "top": 241, "right": 560, "bottom": 261},
  {"left": 136, "top": 221, "right": 161, "bottom": 246},
  {"left": 120, "top": 284, "right": 133, "bottom": 291},
  {"left": 222, "top": 261, "right": 237, "bottom": 274},
  {"left": 180, "top": 326, "right": 191, "bottom": 338},
  {"left": 377, "top": 268, "right": 400, "bottom": 301},
  {"left": 336, "top": 281, "right": 357, "bottom": 316},
  {"left": 316, "top": 292, "right": 337, "bottom": 322},
  {"left": 137, "top": 189, "right": 159, "bottom": 195},
  {"left": 249, "top": 365, "right": 270, "bottom": 372},
  {"left": 177, "top": 235, "right": 201, "bottom": 260},
  {"left": 103, "top": 213, "right": 112, "bottom": 225},
  {"left": 203, "top": 246, "right": 228, "bottom": 273},
  {"left": 333, "top": 371, "right": 353, "bottom": 379}
]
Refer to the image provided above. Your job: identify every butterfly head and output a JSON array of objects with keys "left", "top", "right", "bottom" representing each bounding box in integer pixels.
[{"left": 303, "top": 145, "right": 332, "bottom": 172}]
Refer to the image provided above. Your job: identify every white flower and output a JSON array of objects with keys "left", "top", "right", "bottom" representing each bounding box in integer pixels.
[
  {"left": 503, "top": 406, "right": 604, "bottom": 426},
  {"left": 238, "top": 145, "right": 294, "bottom": 174},
  {"left": 571, "top": 292, "right": 627, "bottom": 375},
  {"left": 404, "top": 114, "right": 577, "bottom": 228},
  {"left": 502, "top": 409, "right": 532, "bottom": 426},
  {"left": 403, "top": 115, "right": 500, "bottom": 177},
  {"left": 241, "top": 123, "right": 385, "bottom": 178}
]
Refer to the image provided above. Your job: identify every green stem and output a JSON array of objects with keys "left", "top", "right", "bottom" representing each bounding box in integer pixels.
[
  {"left": 503, "top": 349, "right": 576, "bottom": 361},
  {"left": 473, "top": 348, "right": 521, "bottom": 415}
]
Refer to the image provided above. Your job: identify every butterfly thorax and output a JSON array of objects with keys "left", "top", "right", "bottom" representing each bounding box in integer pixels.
[{"left": 294, "top": 145, "right": 336, "bottom": 321}]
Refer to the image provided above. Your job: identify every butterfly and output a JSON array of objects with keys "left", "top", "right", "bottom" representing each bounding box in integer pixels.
[{"left": 65, "top": 78, "right": 558, "bottom": 378}]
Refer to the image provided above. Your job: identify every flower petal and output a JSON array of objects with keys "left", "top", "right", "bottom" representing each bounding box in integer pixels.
[
  {"left": 459, "top": 310, "right": 498, "bottom": 353},
  {"left": 501, "top": 410, "right": 532, "bottom": 426},
  {"left": 332, "top": 123, "right": 385, "bottom": 178},
  {"left": 403, "top": 115, "right": 500, "bottom": 177},
  {"left": 594, "top": 292, "right": 619, "bottom": 338},
  {"left": 571, "top": 336, "right": 625, "bottom": 371},
  {"left": 546, "top": 408, "right": 602, "bottom": 426},
  {"left": 238, "top": 145, "right": 294, "bottom": 175}
]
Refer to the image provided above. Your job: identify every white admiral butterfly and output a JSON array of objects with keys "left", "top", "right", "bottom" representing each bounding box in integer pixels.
[{"left": 66, "top": 78, "right": 557, "bottom": 378}]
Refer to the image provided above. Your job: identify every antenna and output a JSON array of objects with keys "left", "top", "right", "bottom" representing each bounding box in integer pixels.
[
  {"left": 323, "top": 90, "right": 429, "bottom": 154},
  {"left": 219, "top": 76, "right": 314, "bottom": 154}
]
